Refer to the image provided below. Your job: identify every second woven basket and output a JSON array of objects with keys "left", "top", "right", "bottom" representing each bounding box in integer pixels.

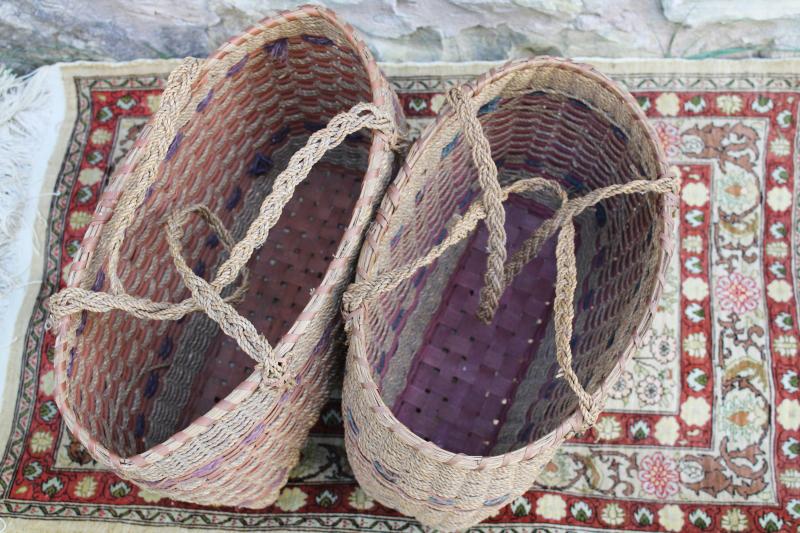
[
  {"left": 342, "top": 57, "right": 676, "bottom": 530},
  {"left": 48, "top": 6, "right": 403, "bottom": 508}
]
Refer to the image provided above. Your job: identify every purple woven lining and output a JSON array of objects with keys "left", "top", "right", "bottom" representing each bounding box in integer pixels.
[
  {"left": 374, "top": 172, "right": 476, "bottom": 384},
  {"left": 392, "top": 195, "right": 559, "bottom": 455}
]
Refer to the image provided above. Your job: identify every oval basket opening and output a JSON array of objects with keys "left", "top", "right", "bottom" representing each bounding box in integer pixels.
[
  {"left": 362, "top": 62, "right": 666, "bottom": 457},
  {"left": 68, "top": 20, "right": 376, "bottom": 458}
]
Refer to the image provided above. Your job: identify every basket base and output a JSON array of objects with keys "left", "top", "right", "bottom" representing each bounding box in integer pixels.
[
  {"left": 179, "top": 161, "right": 363, "bottom": 427},
  {"left": 392, "top": 194, "right": 558, "bottom": 456}
]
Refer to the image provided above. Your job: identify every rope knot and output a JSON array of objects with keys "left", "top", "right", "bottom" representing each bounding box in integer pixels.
[
  {"left": 446, "top": 87, "right": 472, "bottom": 108},
  {"left": 258, "top": 362, "right": 295, "bottom": 394},
  {"left": 341, "top": 290, "right": 365, "bottom": 335},
  {"left": 579, "top": 399, "right": 603, "bottom": 434},
  {"left": 46, "top": 293, "right": 67, "bottom": 328},
  {"left": 341, "top": 296, "right": 355, "bottom": 318}
]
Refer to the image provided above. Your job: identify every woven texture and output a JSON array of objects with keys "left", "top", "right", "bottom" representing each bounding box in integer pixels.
[
  {"left": 48, "top": 6, "right": 402, "bottom": 508},
  {"left": 342, "top": 57, "right": 675, "bottom": 531},
  {"left": 393, "top": 196, "right": 558, "bottom": 456},
  {"left": 3, "top": 57, "right": 800, "bottom": 533}
]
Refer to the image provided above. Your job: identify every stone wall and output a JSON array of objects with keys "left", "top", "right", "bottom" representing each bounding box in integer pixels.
[{"left": 2, "top": 0, "right": 797, "bottom": 73}]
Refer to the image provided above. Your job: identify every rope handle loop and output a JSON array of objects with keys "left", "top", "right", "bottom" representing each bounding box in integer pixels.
[
  {"left": 48, "top": 57, "right": 404, "bottom": 392},
  {"left": 342, "top": 177, "right": 566, "bottom": 315},
  {"left": 163, "top": 205, "right": 292, "bottom": 391},
  {"left": 446, "top": 87, "right": 508, "bottom": 323},
  {"left": 47, "top": 205, "right": 250, "bottom": 323},
  {"left": 158, "top": 102, "right": 400, "bottom": 390},
  {"left": 342, "top": 84, "right": 678, "bottom": 430}
]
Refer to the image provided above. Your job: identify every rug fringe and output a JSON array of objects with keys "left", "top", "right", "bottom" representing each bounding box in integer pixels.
[{"left": 0, "top": 66, "right": 53, "bottom": 304}]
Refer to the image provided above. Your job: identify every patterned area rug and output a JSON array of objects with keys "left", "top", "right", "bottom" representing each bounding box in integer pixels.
[{"left": 1, "top": 58, "right": 800, "bottom": 532}]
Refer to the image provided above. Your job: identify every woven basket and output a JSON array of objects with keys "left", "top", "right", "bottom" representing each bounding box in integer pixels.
[
  {"left": 49, "top": 5, "right": 403, "bottom": 508},
  {"left": 341, "top": 57, "right": 676, "bottom": 531}
]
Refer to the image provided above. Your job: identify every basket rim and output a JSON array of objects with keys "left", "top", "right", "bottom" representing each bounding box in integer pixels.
[
  {"left": 53, "top": 4, "right": 397, "bottom": 471},
  {"left": 347, "top": 56, "right": 676, "bottom": 471}
]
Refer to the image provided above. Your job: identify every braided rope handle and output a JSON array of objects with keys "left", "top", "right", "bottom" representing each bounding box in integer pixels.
[
  {"left": 343, "top": 85, "right": 678, "bottom": 430},
  {"left": 48, "top": 206, "right": 250, "bottom": 321},
  {"left": 493, "top": 176, "right": 679, "bottom": 315},
  {"left": 446, "top": 88, "right": 508, "bottom": 323},
  {"left": 48, "top": 59, "right": 249, "bottom": 319},
  {"left": 163, "top": 206, "right": 293, "bottom": 391},
  {"left": 342, "top": 178, "right": 565, "bottom": 314},
  {"left": 161, "top": 103, "right": 400, "bottom": 390}
]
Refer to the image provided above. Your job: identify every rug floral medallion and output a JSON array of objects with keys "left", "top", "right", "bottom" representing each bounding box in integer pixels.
[{"left": 1, "top": 60, "right": 799, "bottom": 532}]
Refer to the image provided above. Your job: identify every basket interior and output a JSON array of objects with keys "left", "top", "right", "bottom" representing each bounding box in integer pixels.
[
  {"left": 67, "top": 19, "right": 374, "bottom": 457},
  {"left": 363, "top": 64, "right": 665, "bottom": 456}
]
